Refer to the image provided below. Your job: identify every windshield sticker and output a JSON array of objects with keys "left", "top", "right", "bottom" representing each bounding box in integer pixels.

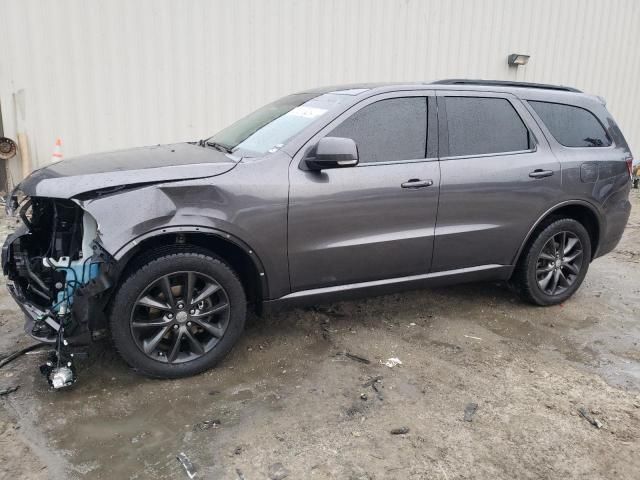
[{"left": 287, "top": 106, "right": 328, "bottom": 119}]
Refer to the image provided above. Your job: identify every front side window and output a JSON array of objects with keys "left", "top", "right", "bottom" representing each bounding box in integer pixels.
[
  {"left": 208, "top": 93, "right": 353, "bottom": 156},
  {"left": 328, "top": 97, "right": 427, "bottom": 163},
  {"left": 529, "top": 101, "right": 611, "bottom": 147},
  {"left": 445, "top": 97, "right": 531, "bottom": 157}
]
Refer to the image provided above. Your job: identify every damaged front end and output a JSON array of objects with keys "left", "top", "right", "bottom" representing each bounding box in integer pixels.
[{"left": 3, "top": 194, "right": 115, "bottom": 388}]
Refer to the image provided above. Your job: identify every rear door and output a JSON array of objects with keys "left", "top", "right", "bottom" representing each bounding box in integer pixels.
[
  {"left": 432, "top": 90, "right": 563, "bottom": 271},
  {"left": 287, "top": 91, "right": 440, "bottom": 291}
]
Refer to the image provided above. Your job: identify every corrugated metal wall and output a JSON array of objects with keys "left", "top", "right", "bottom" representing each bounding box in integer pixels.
[{"left": 1, "top": 0, "right": 639, "bottom": 185}]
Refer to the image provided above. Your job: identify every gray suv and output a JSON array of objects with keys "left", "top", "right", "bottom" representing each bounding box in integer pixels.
[{"left": 3, "top": 80, "right": 633, "bottom": 382}]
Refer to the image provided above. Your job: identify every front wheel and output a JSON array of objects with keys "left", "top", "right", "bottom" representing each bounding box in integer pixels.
[
  {"left": 512, "top": 218, "right": 591, "bottom": 306},
  {"left": 110, "top": 251, "right": 246, "bottom": 378}
]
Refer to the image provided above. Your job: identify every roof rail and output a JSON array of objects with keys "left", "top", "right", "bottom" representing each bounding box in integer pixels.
[{"left": 431, "top": 79, "right": 582, "bottom": 93}]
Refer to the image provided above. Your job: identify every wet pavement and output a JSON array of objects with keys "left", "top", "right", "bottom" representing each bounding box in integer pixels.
[{"left": 1, "top": 190, "right": 639, "bottom": 479}]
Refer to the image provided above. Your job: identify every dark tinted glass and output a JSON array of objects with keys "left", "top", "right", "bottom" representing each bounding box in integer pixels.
[
  {"left": 329, "top": 97, "right": 427, "bottom": 163},
  {"left": 529, "top": 101, "right": 611, "bottom": 147},
  {"left": 445, "top": 97, "right": 530, "bottom": 156}
]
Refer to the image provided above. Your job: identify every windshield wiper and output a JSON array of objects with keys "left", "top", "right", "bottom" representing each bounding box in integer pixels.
[{"left": 204, "top": 140, "right": 233, "bottom": 154}]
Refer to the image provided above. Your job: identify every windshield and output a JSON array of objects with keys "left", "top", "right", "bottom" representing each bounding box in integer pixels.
[{"left": 207, "top": 93, "right": 353, "bottom": 156}]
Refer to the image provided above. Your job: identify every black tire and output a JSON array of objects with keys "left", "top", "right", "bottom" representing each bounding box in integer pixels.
[
  {"left": 512, "top": 218, "right": 591, "bottom": 306},
  {"left": 110, "top": 250, "right": 246, "bottom": 378}
]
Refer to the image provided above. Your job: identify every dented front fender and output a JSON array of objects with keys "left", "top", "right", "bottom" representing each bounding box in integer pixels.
[{"left": 79, "top": 157, "right": 291, "bottom": 299}]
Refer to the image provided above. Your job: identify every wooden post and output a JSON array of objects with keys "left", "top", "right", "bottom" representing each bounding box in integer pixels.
[{"left": 17, "top": 132, "right": 31, "bottom": 179}]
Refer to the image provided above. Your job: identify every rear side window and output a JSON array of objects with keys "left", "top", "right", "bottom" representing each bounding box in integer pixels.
[
  {"left": 328, "top": 97, "right": 427, "bottom": 163},
  {"left": 529, "top": 101, "right": 611, "bottom": 147},
  {"left": 445, "top": 97, "right": 531, "bottom": 157}
]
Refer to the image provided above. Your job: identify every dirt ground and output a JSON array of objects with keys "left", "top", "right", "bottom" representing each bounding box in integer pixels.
[{"left": 1, "top": 191, "right": 639, "bottom": 480}]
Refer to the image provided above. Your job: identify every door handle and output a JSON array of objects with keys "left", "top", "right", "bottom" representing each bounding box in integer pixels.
[
  {"left": 401, "top": 179, "right": 433, "bottom": 189},
  {"left": 529, "top": 169, "right": 554, "bottom": 179}
]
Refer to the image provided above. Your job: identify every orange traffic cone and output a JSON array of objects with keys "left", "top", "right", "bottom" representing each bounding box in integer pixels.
[{"left": 51, "top": 138, "right": 63, "bottom": 162}]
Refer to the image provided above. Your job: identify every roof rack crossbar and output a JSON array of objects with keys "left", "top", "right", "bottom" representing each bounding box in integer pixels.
[{"left": 431, "top": 79, "right": 582, "bottom": 93}]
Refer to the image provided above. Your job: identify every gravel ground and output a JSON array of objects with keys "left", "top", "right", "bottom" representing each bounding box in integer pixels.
[{"left": 1, "top": 190, "right": 639, "bottom": 480}]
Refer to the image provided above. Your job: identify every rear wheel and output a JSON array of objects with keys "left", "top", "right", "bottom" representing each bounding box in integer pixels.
[
  {"left": 110, "top": 250, "right": 246, "bottom": 378},
  {"left": 513, "top": 218, "right": 591, "bottom": 306}
]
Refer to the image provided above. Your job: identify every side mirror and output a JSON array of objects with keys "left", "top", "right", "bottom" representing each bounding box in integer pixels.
[{"left": 302, "top": 137, "right": 359, "bottom": 171}]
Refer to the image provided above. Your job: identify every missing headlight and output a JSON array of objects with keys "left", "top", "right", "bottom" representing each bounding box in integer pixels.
[
  {"left": 8, "top": 201, "right": 100, "bottom": 312},
  {"left": 4, "top": 198, "right": 107, "bottom": 388}
]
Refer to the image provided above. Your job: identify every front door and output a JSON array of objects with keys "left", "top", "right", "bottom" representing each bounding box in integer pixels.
[{"left": 288, "top": 92, "right": 440, "bottom": 291}]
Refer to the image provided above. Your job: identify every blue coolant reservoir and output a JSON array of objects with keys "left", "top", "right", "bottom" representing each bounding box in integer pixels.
[
  {"left": 49, "top": 212, "right": 101, "bottom": 312},
  {"left": 48, "top": 257, "right": 100, "bottom": 311}
]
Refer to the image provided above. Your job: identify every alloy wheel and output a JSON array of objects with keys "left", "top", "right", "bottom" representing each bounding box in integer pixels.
[
  {"left": 130, "top": 271, "right": 230, "bottom": 363},
  {"left": 536, "top": 231, "right": 584, "bottom": 296}
]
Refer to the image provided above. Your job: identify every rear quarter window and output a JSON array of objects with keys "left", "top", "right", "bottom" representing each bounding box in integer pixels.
[{"left": 529, "top": 101, "right": 611, "bottom": 148}]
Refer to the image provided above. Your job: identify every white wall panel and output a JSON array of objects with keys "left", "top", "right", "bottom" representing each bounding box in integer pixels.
[{"left": 1, "top": 0, "right": 639, "bottom": 183}]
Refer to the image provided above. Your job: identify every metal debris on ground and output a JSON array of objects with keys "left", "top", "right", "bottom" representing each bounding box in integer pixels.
[
  {"left": 464, "top": 335, "right": 482, "bottom": 341},
  {"left": 339, "top": 352, "right": 371, "bottom": 364},
  {"left": 176, "top": 452, "right": 197, "bottom": 479},
  {"left": 268, "top": 462, "right": 290, "bottom": 480},
  {"left": 360, "top": 393, "right": 368, "bottom": 400},
  {"left": 464, "top": 402, "right": 478, "bottom": 422},
  {"left": 194, "top": 419, "right": 221, "bottom": 431},
  {"left": 308, "top": 305, "right": 346, "bottom": 317},
  {"left": 0, "top": 385, "right": 19, "bottom": 396},
  {"left": 0, "top": 343, "right": 48, "bottom": 369},
  {"left": 383, "top": 357, "right": 402, "bottom": 368},
  {"left": 320, "top": 319, "right": 332, "bottom": 341},
  {"left": 362, "top": 375, "right": 384, "bottom": 400},
  {"left": 390, "top": 427, "right": 410, "bottom": 435},
  {"left": 371, "top": 381, "right": 383, "bottom": 400},
  {"left": 578, "top": 407, "right": 603, "bottom": 429},
  {"left": 362, "top": 376, "right": 383, "bottom": 388}
]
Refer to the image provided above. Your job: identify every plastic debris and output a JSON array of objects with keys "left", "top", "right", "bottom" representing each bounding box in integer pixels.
[
  {"left": 464, "top": 335, "right": 482, "bottom": 340},
  {"left": 176, "top": 452, "right": 197, "bottom": 479},
  {"left": 464, "top": 402, "right": 478, "bottom": 422},
  {"left": 383, "top": 357, "right": 402, "bottom": 368}
]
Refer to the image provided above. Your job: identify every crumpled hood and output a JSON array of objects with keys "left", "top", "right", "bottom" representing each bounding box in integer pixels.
[{"left": 17, "top": 143, "right": 238, "bottom": 199}]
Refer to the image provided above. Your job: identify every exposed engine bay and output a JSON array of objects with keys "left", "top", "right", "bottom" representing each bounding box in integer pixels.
[{"left": 3, "top": 196, "right": 114, "bottom": 388}]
